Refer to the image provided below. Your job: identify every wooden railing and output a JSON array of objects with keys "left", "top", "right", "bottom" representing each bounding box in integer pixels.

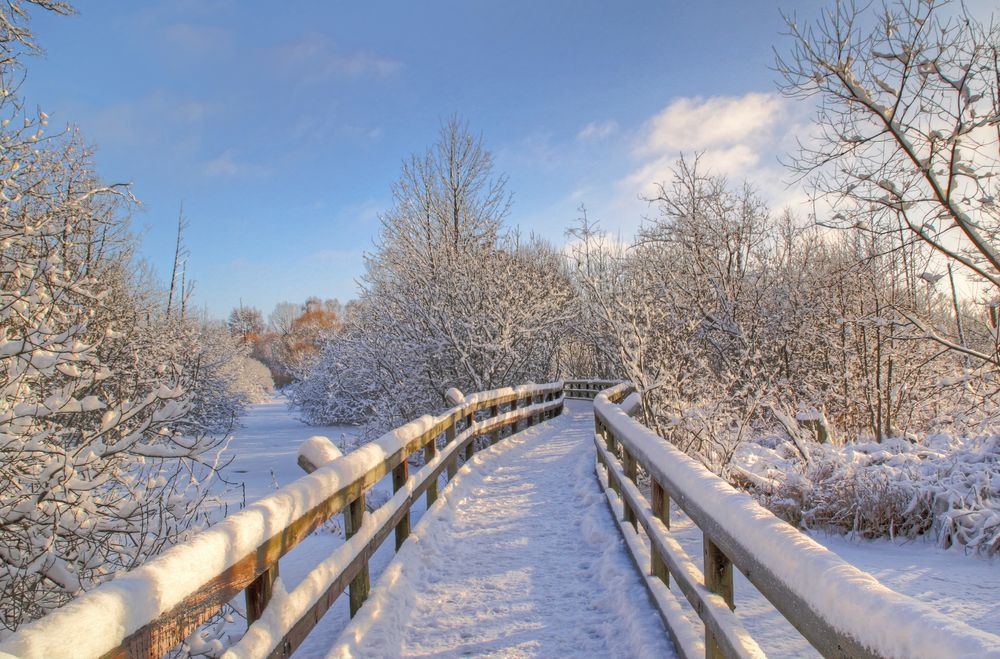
[
  {"left": 592, "top": 382, "right": 1000, "bottom": 659},
  {"left": 562, "top": 378, "right": 620, "bottom": 400},
  {"left": 0, "top": 382, "right": 565, "bottom": 659}
]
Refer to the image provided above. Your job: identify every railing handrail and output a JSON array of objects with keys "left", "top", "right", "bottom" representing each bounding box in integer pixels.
[
  {"left": 562, "top": 378, "right": 622, "bottom": 400},
  {"left": 0, "top": 381, "right": 566, "bottom": 659},
  {"left": 593, "top": 382, "right": 1000, "bottom": 659}
]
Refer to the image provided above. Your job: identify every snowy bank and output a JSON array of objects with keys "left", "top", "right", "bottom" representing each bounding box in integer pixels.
[{"left": 594, "top": 385, "right": 1000, "bottom": 659}]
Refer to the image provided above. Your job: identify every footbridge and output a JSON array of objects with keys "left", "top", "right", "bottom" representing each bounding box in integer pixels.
[{"left": 2, "top": 381, "right": 998, "bottom": 659}]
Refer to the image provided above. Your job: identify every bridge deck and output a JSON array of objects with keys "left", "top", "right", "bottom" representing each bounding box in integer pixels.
[{"left": 327, "top": 401, "right": 675, "bottom": 658}]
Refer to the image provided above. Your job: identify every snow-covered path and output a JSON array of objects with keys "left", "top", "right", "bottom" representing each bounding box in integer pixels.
[{"left": 328, "top": 401, "right": 675, "bottom": 658}]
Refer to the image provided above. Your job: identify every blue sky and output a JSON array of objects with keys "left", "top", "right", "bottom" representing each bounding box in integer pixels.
[{"left": 23, "top": 0, "right": 818, "bottom": 318}]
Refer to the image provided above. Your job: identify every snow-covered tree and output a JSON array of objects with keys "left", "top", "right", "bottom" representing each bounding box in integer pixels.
[
  {"left": 778, "top": 0, "right": 1000, "bottom": 365},
  {"left": 178, "top": 323, "right": 273, "bottom": 434},
  {"left": 0, "top": 2, "right": 231, "bottom": 634},
  {"left": 226, "top": 305, "right": 264, "bottom": 347},
  {"left": 293, "top": 119, "right": 574, "bottom": 430}
]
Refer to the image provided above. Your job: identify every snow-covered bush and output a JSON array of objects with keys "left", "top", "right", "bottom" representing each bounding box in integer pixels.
[
  {"left": 233, "top": 356, "right": 275, "bottom": 404},
  {"left": 180, "top": 324, "right": 273, "bottom": 433},
  {"left": 0, "top": 120, "right": 221, "bottom": 636},
  {"left": 569, "top": 146, "right": 994, "bottom": 550},
  {"left": 736, "top": 430, "right": 1000, "bottom": 553}
]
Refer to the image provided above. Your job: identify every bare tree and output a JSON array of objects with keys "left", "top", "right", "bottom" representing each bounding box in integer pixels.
[
  {"left": 166, "top": 207, "right": 191, "bottom": 319},
  {"left": 777, "top": 0, "right": 1000, "bottom": 363}
]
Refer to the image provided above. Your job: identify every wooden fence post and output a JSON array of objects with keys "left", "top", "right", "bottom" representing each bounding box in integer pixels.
[
  {"left": 346, "top": 494, "right": 370, "bottom": 617},
  {"left": 465, "top": 412, "right": 475, "bottom": 460},
  {"left": 245, "top": 562, "right": 279, "bottom": 624},
  {"left": 623, "top": 449, "right": 637, "bottom": 529},
  {"left": 425, "top": 433, "right": 438, "bottom": 506},
  {"left": 446, "top": 419, "right": 458, "bottom": 480},
  {"left": 392, "top": 460, "right": 410, "bottom": 550},
  {"left": 510, "top": 398, "right": 518, "bottom": 434},
  {"left": 602, "top": 422, "right": 620, "bottom": 497},
  {"left": 704, "top": 537, "right": 734, "bottom": 658},
  {"left": 490, "top": 404, "right": 500, "bottom": 444},
  {"left": 651, "top": 479, "right": 670, "bottom": 587}
]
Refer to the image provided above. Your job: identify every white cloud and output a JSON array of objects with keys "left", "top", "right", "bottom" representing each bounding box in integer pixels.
[
  {"left": 273, "top": 33, "right": 401, "bottom": 84},
  {"left": 577, "top": 120, "right": 619, "bottom": 141},
  {"left": 635, "top": 92, "right": 784, "bottom": 156},
  {"left": 203, "top": 149, "right": 270, "bottom": 179},
  {"left": 621, "top": 92, "right": 810, "bottom": 211},
  {"left": 623, "top": 144, "right": 762, "bottom": 194}
]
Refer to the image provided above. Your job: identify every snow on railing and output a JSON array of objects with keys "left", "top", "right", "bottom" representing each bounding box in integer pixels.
[
  {"left": 592, "top": 382, "right": 1000, "bottom": 659},
  {"left": 0, "top": 381, "right": 565, "bottom": 659}
]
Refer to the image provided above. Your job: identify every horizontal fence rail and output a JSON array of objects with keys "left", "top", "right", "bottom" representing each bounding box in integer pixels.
[
  {"left": 591, "top": 382, "right": 1000, "bottom": 659},
  {"left": 0, "top": 382, "right": 565, "bottom": 659},
  {"left": 562, "top": 378, "right": 621, "bottom": 400}
]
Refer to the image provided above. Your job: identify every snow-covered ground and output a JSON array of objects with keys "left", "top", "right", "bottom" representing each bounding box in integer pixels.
[
  {"left": 215, "top": 396, "right": 360, "bottom": 510},
  {"left": 667, "top": 513, "right": 1000, "bottom": 657},
  {"left": 217, "top": 396, "right": 999, "bottom": 658}
]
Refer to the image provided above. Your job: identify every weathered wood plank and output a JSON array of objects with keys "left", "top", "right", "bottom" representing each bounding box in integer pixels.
[
  {"left": 704, "top": 538, "right": 735, "bottom": 659},
  {"left": 651, "top": 479, "right": 670, "bottom": 587},
  {"left": 424, "top": 433, "right": 439, "bottom": 506},
  {"left": 623, "top": 448, "right": 638, "bottom": 529},
  {"left": 347, "top": 494, "right": 369, "bottom": 617},
  {"left": 593, "top": 434, "right": 763, "bottom": 659},
  {"left": 245, "top": 562, "right": 279, "bottom": 625},
  {"left": 392, "top": 460, "right": 410, "bottom": 551},
  {"left": 446, "top": 421, "right": 458, "bottom": 480},
  {"left": 464, "top": 412, "right": 475, "bottom": 461},
  {"left": 489, "top": 404, "right": 500, "bottom": 444},
  {"left": 593, "top": 391, "right": 881, "bottom": 659},
  {"left": 82, "top": 385, "right": 565, "bottom": 659}
]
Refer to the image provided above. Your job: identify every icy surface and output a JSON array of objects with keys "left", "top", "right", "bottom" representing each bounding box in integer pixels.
[
  {"left": 218, "top": 396, "right": 358, "bottom": 508},
  {"left": 329, "top": 401, "right": 674, "bottom": 658}
]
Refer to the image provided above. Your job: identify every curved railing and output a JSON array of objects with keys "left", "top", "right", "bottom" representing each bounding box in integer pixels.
[
  {"left": 562, "top": 378, "right": 621, "bottom": 400},
  {"left": 592, "top": 382, "right": 1000, "bottom": 659},
  {"left": 0, "top": 382, "right": 565, "bottom": 659}
]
